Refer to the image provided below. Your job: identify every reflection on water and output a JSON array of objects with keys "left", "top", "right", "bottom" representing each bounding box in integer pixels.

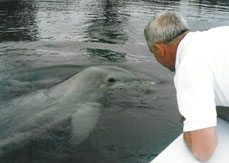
[
  {"left": 179, "top": 0, "right": 229, "bottom": 28},
  {"left": 0, "top": 1, "right": 39, "bottom": 42},
  {"left": 0, "top": 0, "right": 228, "bottom": 42},
  {"left": 87, "top": 48, "right": 126, "bottom": 62},
  {"left": 0, "top": 0, "right": 228, "bottom": 162},
  {"left": 85, "top": 0, "right": 129, "bottom": 44}
]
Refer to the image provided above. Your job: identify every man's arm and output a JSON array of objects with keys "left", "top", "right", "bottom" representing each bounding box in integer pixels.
[{"left": 183, "top": 127, "right": 218, "bottom": 162}]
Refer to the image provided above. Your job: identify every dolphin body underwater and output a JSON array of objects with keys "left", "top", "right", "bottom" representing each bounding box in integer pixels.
[{"left": 0, "top": 66, "right": 137, "bottom": 156}]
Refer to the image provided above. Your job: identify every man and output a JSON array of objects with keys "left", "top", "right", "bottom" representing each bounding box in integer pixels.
[{"left": 144, "top": 11, "right": 229, "bottom": 162}]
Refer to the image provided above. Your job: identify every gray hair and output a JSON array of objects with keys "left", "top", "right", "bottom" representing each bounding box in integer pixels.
[{"left": 144, "top": 11, "right": 189, "bottom": 50}]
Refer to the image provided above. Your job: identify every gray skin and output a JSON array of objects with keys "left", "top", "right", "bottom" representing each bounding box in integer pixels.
[{"left": 0, "top": 66, "right": 137, "bottom": 155}]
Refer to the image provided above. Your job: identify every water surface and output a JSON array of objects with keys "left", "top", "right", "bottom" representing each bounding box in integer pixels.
[{"left": 0, "top": 0, "right": 228, "bottom": 162}]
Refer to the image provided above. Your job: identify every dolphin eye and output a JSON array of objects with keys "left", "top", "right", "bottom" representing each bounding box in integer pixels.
[{"left": 107, "top": 78, "right": 116, "bottom": 83}]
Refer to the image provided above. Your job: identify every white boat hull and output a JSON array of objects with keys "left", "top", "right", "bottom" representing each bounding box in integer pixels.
[{"left": 151, "top": 118, "right": 229, "bottom": 163}]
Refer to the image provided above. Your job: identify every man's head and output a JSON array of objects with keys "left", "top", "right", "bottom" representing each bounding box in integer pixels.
[{"left": 144, "top": 11, "right": 189, "bottom": 71}]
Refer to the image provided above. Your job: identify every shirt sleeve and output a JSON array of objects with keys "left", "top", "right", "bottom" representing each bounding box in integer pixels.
[{"left": 174, "top": 57, "right": 217, "bottom": 132}]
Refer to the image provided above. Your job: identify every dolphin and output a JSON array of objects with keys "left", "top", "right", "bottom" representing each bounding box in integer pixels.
[{"left": 0, "top": 66, "right": 137, "bottom": 155}]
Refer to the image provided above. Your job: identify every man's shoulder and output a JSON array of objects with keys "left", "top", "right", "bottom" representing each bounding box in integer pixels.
[
  {"left": 207, "top": 26, "right": 229, "bottom": 33},
  {"left": 188, "top": 26, "right": 229, "bottom": 43}
]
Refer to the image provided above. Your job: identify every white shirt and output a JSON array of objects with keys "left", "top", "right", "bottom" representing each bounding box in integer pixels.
[{"left": 174, "top": 26, "right": 229, "bottom": 132}]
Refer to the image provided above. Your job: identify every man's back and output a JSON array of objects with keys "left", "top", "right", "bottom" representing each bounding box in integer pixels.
[
  {"left": 175, "top": 26, "right": 229, "bottom": 132},
  {"left": 176, "top": 26, "right": 229, "bottom": 106}
]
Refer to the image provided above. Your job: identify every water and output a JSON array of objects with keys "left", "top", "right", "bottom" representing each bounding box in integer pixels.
[{"left": 0, "top": 0, "right": 228, "bottom": 162}]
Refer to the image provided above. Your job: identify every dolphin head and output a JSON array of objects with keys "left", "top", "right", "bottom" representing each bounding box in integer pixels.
[
  {"left": 86, "top": 66, "right": 137, "bottom": 85},
  {"left": 49, "top": 66, "right": 137, "bottom": 98}
]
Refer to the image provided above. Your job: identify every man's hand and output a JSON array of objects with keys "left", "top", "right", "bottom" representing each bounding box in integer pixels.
[{"left": 183, "top": 127, "right": 217, "bottom": 162}]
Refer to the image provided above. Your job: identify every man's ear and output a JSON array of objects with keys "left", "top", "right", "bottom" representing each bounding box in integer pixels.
[{"left": 154, "top": 43, "right": 166, "bottom": 56}]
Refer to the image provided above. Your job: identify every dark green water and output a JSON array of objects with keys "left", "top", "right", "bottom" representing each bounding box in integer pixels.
[{"left": 0, "top": 0, "right": 228, "bottom": 163}]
